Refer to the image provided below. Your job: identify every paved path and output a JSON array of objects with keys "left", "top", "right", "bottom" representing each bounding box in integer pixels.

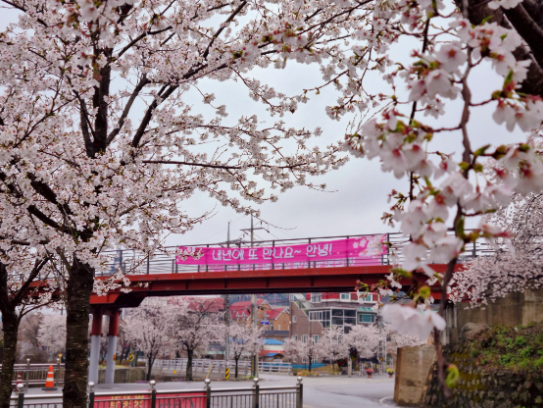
[{"left": 20, "top": 373, "right": 396, "bottom": 407}]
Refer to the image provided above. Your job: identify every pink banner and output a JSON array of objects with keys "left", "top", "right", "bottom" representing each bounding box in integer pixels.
[{"left": 176, "top": 235, "right": 386, "bottom": 270}]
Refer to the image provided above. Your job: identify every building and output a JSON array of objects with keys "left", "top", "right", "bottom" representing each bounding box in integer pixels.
[
  {"left": 288, "top": 291, "right": 379, "bottom": 363},
  {"left": 229, "top": 300, "right": 290, "bottom": 342}
]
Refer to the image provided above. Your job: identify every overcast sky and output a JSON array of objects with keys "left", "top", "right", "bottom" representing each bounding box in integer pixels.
[{"left": 0, "top": 4, "right": 525, "bottom": 248}]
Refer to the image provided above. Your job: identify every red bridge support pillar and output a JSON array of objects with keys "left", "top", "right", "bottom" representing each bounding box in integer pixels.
[
  {"left": 105, "top": 309, "right": 121, "bottom": 384},
  {"left": 89, "top": 308, "right": 103, "bottom": 384}
]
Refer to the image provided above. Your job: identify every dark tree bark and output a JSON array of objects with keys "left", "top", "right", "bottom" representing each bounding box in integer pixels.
[
  {"left": 0, "top": 310, "right": 19, "bottom": 408},
  {"left": 0, "top": 259, "right": 48, "bottom": 408},
  {"left": 146, "top": 355, "right": 153, "bottom": 381},
  {"left": 186, "top": 349, "right": 193, "bottom": 381},
  {"left": 235, "top": 356, "right": 239, "bottom": 379},
  {"left": 62, "top": 260, "right": 94, "bottom": 408},
  {"left": 460, "top": 0, "right": 543, "bottom": 97}
]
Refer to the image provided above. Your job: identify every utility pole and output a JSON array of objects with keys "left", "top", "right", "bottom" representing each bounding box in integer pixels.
[
  {"left": 225, "top": 222, "right": 231, "bottom": 364},
  {"left": 240, "top": 216, "right": 266, "bottom": 378}
]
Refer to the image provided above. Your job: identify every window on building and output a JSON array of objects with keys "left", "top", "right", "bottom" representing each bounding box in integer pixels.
[
  {"left": 301, "top": 335, "right": 308, "bottom": 343},
  {"left": 311, "top": 293, "right": 322, "bottom": 303},
  {"left": 340, "top": 293, "right": 350, "bottom": 300},
  {"left": 302, "top": 357, "right": 307, "bottom": 363},
  {"left": 332, "top": 309, "right": 344, "bottom": 325},
  {"left": 293, "top": 315, "right": 297, "bottom": 323},
  {"left": 358, "top": 313, "right": 376, "bottom": 323},
  {"left": 313, "top": 335, "right": 319, "bottom": 343},
  {"left": 309, "top": 310, "right": 331, "bottom": 328},
  {"left": 278, "top": 324, "right": 281, "bottom": 330},
  {"left": 293, "top": 335, "right": 298, "bottom": 341}
]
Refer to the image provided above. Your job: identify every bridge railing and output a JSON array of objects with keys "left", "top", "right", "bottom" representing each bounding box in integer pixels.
[{"left": 97, "top": 231, "right": 496, "bottom": 276}]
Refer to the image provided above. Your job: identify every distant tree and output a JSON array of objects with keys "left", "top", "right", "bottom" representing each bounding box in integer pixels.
[
  {"left": 123, "top": 299, "right": 172, "bottom": 381},
  {"left": 228, "top": 324, "right": 263, "bottom": 378},
  {"left": 346, "top": 325, "right": 381, "bottom": 360},
  {"left": 168, "top": 299, "right": 224, "bottom": 381},
  {"left": 385, "top": 328, "right": 426, "bottom": 359},
  {"left": 453, "top": 192, "right": 543, "bottom": 306},
  {"left": 284, "top": 337, "right": 324, "bottom": 372},
  {"left": 320, "top": 327, "right": 350, "bottom": 369},
  {"left": 38, "top": 314, "right": 67, "bottom": 357}
]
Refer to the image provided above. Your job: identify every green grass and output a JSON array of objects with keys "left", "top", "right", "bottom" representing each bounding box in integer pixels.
[{"left": 471, "top": 321, "right": 543, "bottom": 373}]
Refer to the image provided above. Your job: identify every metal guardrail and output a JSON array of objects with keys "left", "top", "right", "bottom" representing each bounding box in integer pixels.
[
  {"left": 152, "top": 359, "right": 292, "bottom": 375},
  {"left": 1, "top": 362, "right": 65, "bottom": 387},
  {"left": 9, "top": 378, "right": 304, "bottom": 408},
  {"left": 95, "top": 231, "right": 494, "bottom": 277}
]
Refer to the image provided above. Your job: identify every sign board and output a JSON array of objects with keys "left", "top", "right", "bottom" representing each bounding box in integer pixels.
[
  {"left": 129, "top": 353, "right": 134, "bottom": 362},
  {"left": 94, "top": 392, "right": 206, "bottom": 408},
  {"left": 176, "top": 235, "right": 386, "bottom": 271},
  {"left": 260, "top": 321, "right": 270, "bottom": 325},
  {"left": 225, "top": 368, "right": 230, "bottom": 380}
]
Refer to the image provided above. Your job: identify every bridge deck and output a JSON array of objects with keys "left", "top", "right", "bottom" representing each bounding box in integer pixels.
[{"left": 91, "top": 263, "right": 461, "bottom": 308}]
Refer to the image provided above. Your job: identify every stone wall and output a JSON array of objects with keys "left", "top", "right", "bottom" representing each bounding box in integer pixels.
[
  {"left": 394, "top": 345, "right": 436, "bottom": 406},
  {"left": 424, "top": 345, "right": 543, "bottom": 408},
  {"left": 449, "top": 289, "right": 543, "bottom": 346}
]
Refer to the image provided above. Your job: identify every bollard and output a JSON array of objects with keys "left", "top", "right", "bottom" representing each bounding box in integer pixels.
[
  {"left": 252, "top": 377, "right": 259, "bottom": 408},
  {"left": 88, "top": 382, "right": 95, "bottom": 408},
  {"left": 205, "top": 378, "right": 211, "bottom": 408},
  {"left": 150, "top": 380, "right": 157, "bottom": 408},
  {"left": 296, "top": 376, "right": 303, "bottom": 408},
  {"left": 25, "top": 359, "right": 30, "bottom": 391},
  {"left": 16, "top": 383, "right": 24, "bottom": 408}
]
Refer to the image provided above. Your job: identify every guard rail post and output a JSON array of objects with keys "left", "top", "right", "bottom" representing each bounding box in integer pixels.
[
  {"left": 16, "top": 383, "right": 24, "bottom": 408},
  {"left": 252, "top": 377, "right": 260, "bottom": 408},
  {"left": 150, "top": 380, "right": 157, "bottom": 408},
  {"left": 56, "top": 358, "right": 61, "bottom": 384},
  {"left": 296, "top": 376, "right": 303, "bottom": 408},
  {"left": 88, "top": 382, "right": 95, "bottom": 408},
  {"left": 24, "top": 358, "right": 30, "bottom": 391},
  {"left": 205, "top": 378, "right": 211, "bottom": 408}
]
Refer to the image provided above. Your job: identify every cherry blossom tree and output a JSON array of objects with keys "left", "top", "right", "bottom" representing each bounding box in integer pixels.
[
  {"left": 228, "top": 324, "right": 263, "bottom": 378},
  {"left": 453, "top": 192, "right": 543, "bottom": 305},
  {"left": 167, "top": 298, "right": 224, "bottom": 381},
  {"left": 284, "top": 337, "right": 324, "bottom": 372},
  {"left": 2, "top": 0, "right": 543, "bottom": 402},
  {"left": 346, "top": 325, "right": 381, "bottom": 360},
  {"left": 319, "top": 326, "right": 350, "bottom": 370},
  {"left": 0, "top": 1, "right": 355, "bottom": 405},
  {"left": 0, "top": 249, "right": 58, "bottom": 407},
  {"left": 38, "top": 314, "right": 67, "bottom": 357},
  {"left": 122, "top": 298, "right": 173, "bottom": 381},
  {"left": 384, "top": 324, "right": 426, "bottom": 359}
]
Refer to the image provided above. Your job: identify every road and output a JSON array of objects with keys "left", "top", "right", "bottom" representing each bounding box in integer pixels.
[{"left": 20, "top": 373, "right": 396, "bottom": 407}]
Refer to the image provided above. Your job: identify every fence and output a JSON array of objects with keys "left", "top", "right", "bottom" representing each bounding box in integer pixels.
[
  {"left": 0, "top": 362, "right": 65, "bottom": 387},
  {"left": 9, "top": 377, "right": 303, "bottom": 408},
  {"left": 96, "top": 231, "right": 495, "bottom": 276},
  {"left": 151, "top": 359, "right": 292, "bottom": 376}
]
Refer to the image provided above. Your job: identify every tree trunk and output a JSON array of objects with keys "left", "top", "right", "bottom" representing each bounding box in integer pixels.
[
  {"left": 308, "top": 355, "right": 312, "bottom": 372},
  {"left": 235, "top": 357, "right": 239, "bottom": 379},
  {"left": 0, "top": 310, "right": 19, "bottom": 408},
  {"left": 146, "top": 355, "right": 152, "bottom": 381},
  {"left": 63, "top": 260, "right": 94, "bottom": 408},
  {"left": 186, "top": 350, "right": 193, "bottom": 381}
]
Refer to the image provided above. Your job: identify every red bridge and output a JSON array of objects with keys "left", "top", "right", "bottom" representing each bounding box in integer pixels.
[
  {"left": 91, "top": 232, "right": 485, "bottom": 308},
  {"left": 85, "top": 232, "right": 486, "bottom": 386}
]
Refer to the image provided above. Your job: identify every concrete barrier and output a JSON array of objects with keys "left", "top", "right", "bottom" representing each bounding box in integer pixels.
[{"left": 393, "top": 345, "right": 436, "bottom": 406}]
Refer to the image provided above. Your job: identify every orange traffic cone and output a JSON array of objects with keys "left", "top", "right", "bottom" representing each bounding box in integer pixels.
[{"left": 42, "top": 365, "right": 57, "bottom": 391}]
